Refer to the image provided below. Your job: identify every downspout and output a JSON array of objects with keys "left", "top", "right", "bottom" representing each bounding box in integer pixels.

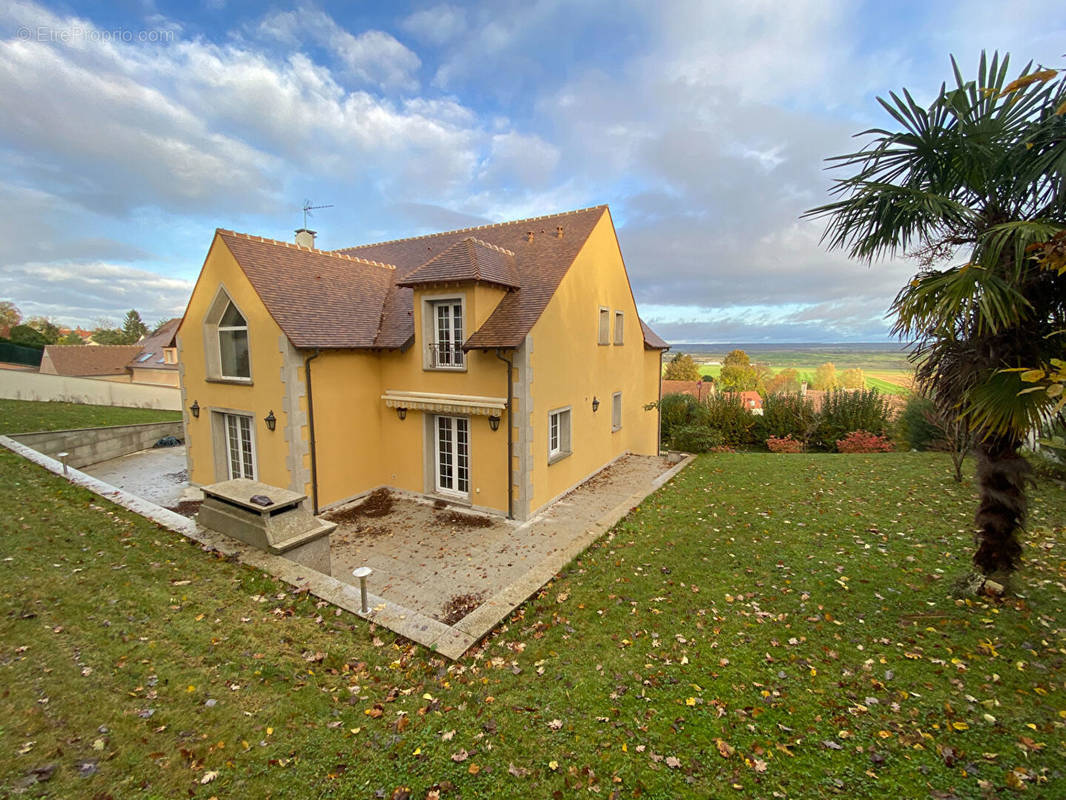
[
  {"left": 304, "top": 349, "right": 321, "bottom": 514},
  {"left": 495, "top": 348, "right": 514, "bottom": 519},
  {"left": 658, "top": 350, "right": 664, "bottom": 455}
]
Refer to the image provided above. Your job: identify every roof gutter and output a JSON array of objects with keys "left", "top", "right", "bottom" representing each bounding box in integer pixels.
[
  {"left": 495, "top": 348, "right": 514, "bottom": 520},
  {"left": 304, "top": 349, "right": 321, "bottom": 514}
]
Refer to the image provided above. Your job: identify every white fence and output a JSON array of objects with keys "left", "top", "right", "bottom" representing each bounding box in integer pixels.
[{"left": 0, "top": 369, "right": 181, "bottom": 410}]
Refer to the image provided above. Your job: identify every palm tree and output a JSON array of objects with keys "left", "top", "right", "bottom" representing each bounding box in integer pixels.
[{"left": 805, "top": 53, "right": 1066, "bottom": 583}]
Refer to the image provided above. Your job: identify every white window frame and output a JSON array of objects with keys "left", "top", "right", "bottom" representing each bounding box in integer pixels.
[
  {"left": 434, "top": 415, "right": 470, "bottom": 497},
  {"left": 598, "top": 307, "right": 610, "bottom": 345},
  {"left": 203, "top": 287, "right": 252, "bottom": 384},
  {"left": 548, "top": 406, "right": 572, "bottom": 464},
  {"left": 223, "top": 412, "right": 256, "bottom": 480},
  {"left": 612, "top": 391, "right": 622, "bottom": 432},
  {"left": 423, "top": 295, "right": 466, "bottom": 370},
  {"left": 614, "top": 311, "right": 624, "bottom": 345},
  {"left": 217, "top": 300, "right": 250, "bottom": 380}
]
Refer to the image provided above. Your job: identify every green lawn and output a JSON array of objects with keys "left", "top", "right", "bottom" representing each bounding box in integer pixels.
[
  {"left": 0, "top": 398, "right": 181, "bottom": 435},
  {"left": 1, "top": 406, "right": 1064, "bottom": 797}
]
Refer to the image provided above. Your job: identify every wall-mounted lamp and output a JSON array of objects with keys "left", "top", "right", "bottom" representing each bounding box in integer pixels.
[
  {"left": 190, "top": 400, "right": 200, "bottom": 418},
  {"left": 264, "top": 410, "right": 277, "bottom": 431},
  {"left": 591, "top": 396, "right": 600, "bottom": 413},
  {"left": 396, "top": 407, "right": 407, "bottom": 421},
  {"left": 488, "top": 414, "right": 501, "bottom": 432}
]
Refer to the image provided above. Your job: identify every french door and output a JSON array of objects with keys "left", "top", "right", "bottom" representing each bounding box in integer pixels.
[
  {"left": 224, "top": 413, "right": 256, "bottom": 480},
  {"left": 435, "top": 415, "right": 469, "bottom": 497}
]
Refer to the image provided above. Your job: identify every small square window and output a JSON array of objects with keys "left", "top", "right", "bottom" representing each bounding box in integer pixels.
[
  {"left": 598, "top": 307, "right": 610, "bottom": 345},
  {"left": 614, "top": 311, "right": 624, "bottom": 345},
  {"left": 611, "top": 392, "right": 622, "bottom": 432},
  {"left": 549, "top": 407, "right": 572, "bottom": 463}
]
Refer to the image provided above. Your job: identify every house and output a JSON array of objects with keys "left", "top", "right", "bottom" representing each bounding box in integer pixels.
[
  {"left": 737, "top": 390, "right": 763, "bottom": 414},
  {"left": 661, "top": 379, "right": 713, "bottom": 403},
  {"left": 37, "top": 320, "right": 181, "bottom": 386},
  {"left": 127, "top": 319, "right": 181, "bottom": 387},
  {"left": 177, "top": 205, "right": 669, "bottom": 520},
  {"left": 39, "top": 344, "right": 142, "bottom": 381}
]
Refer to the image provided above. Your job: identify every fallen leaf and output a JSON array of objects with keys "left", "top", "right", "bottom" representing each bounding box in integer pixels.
[
  {"left": 508, "top": 763, "right": 530, "bottom": 778},
  {"left": 665, "top": 756, "right": 681, "bottom": 768},
  {"left": 451, "top": 749, "right": 469, "bottom": 763},
  {"left": 200, "top": 771, "right": 218, "bottom": 784},
  {"left": 716, "top": 739, "right": 735, "bottom": 758},
  {"left": 548, "top": 719, "right": 563, "bottom": 731}
]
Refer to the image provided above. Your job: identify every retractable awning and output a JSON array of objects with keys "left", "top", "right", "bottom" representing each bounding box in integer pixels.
[{"left": 381, "top": 390, "right": 506, "bottom": 417}]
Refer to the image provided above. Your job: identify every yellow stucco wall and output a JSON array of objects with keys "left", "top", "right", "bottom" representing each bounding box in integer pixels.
[
  {"left": 177, "top": 237, "right": 295, "bottom": 491},
  {"left": 526, "top": 210, "right": 661, "bottom": 513},
  {"left": 374, "top": 286, "right": 510, "bottom": 514}
]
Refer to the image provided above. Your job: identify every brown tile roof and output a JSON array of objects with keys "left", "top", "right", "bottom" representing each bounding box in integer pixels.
[
  {"left": 128, "top": 318, "right": 180, "bottom": 371},
  {"left": 213, "top": 205, "right": 668, "bottom": 352},
  {"left": 216, "top": 231, "right": 397, "bottom": 349},
  {"left": 397, "top": 237, "right": 521, "bottom": 290},
  {"left": 639, "top": 318, "right": 669, "bottom": 350},
  {"left": 40, "top": 345, "right": 141, "bottom": 377},
  {"left": 661, "top": 379, "right": 712, "bottom": 401},
  {"left": 340, "top": 206, "right": 607, "bottom": 350}
]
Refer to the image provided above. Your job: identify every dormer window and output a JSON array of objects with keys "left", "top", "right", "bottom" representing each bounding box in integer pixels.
[
  {"left": 428, "top": 298, "right": 464, "bottom": 369},
  {"left": 218, "top": 301, "right": 250, "bottom": 379}
]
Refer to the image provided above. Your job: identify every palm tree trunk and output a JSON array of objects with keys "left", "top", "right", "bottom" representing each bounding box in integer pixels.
[{"left": 972, "top": 434, "right": 1030, "bottom": 577}]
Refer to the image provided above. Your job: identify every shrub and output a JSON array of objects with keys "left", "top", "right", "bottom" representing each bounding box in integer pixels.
[
  {"left": 658, "top": 392, "right": 704, "bottom": 445},
  {"left": 758, "top": 392, "right": 817, "bottom": 444},
  {"left": 836, "top": 430, "right": 895, "bottom": 453},
  {"left": 815, "top": 389, "right": 889, "bottom": 450},
  {"left": 896, "top": 394, "right": 943, "bottom": 450},
  {"left": 766, "top": 434, "right": 803, "bottom": 453},
  {"left": 703, "top": 393, "right": 758, "bottom": 447},
  {"left": 670, "top": 423, "right": 724, "bottom": 453}
]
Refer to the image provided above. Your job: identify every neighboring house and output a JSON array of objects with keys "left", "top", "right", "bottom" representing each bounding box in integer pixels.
[
  {"left": 39, "top": 344, "right": 141, "bottom": 381},
  {"left": 127, "top": 319, "right": 181, "bottom": 387},
  {"left": 661, "top": 379, "right": 713, "bottom": 403},
  {"left": 177, "top": 205, "right": 669, "bottom": 520},
  {"left": 737, "top": 390, "right": 763, "bottom": 414}
]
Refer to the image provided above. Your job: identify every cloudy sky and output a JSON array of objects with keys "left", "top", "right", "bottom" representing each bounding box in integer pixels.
[{"left": 0, "top": 0, "right": 1062, "bottom": 342}]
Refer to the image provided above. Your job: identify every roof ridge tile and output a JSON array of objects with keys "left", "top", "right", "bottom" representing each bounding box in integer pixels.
[
  {"left": 464, "top": 236, "right": 515, "bottom": 257},
  {"left": 334, "top": 204, "right": 607, "bottom": 251}
]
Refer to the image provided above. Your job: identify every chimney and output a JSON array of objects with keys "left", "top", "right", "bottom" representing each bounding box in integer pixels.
[
  {"left": 526, "top": 230, "right": 534, "bottom": 242},
  {"left": 295, "top": 228, "right": 317, "bottom": 249},
  {"left": 555, "top": 225, "right": 564, "bottom": 238}
]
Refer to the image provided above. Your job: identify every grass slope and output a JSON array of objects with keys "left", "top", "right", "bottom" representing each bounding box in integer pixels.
[
  {"left": 1, "top": 435, "right": 1064, "bottom": 796},
  {"left": 0, "top": 398, "right": 181, "bottom": 435}
]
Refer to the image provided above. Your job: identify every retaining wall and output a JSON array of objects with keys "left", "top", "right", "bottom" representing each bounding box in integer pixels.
[
  {"left": 0, "top": 369, "right": 181, "bottom": 409},
  {"left": 10, "top": 422, "right": 184, "bottom": 468}
]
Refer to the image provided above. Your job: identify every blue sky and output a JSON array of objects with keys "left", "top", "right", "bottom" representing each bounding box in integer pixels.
[{"left": 0, "top": 0, "right": 1062, "bottom": 342}]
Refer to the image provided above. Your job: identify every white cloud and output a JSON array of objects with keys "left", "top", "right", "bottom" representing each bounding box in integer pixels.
[
  {"left": 401, "top": 4, "right": 467, "bottom": 46},
  {"left": 257, "top": 5, "right": 421, "bottom": 91},
  {"left": 0, "top": 261, "right": 192, "bottom": 327}
]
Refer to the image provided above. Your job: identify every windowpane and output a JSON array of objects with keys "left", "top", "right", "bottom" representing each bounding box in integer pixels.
[
  {"left": 456, "top": 418, "right": 469, "bottom": 493},
  {"left": 612, "top": 393, "right": 622, "bottom": 431},
  {"left": 220, "top": 329, "right": 249, "bottom": 378},
  {"left": 432, "top": 300, "right": 464, "bottom": 367},
  {"left": 219, "top": 301, "right": 246, "bottom": 327},
  {"left": 550, "top": 413, "right": 559, "bottom": 454},
  {"left": 224, "top": 413, "right": 255, "bottom": 480}
]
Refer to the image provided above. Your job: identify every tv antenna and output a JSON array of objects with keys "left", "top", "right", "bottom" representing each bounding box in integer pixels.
[{"left": 302, "top": 200, "right": 333, "bottom": 228}]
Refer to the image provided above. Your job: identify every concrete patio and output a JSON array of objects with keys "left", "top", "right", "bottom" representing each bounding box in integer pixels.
[{"left": 327, "top": 454, "right": 680, "bottom": 624}]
